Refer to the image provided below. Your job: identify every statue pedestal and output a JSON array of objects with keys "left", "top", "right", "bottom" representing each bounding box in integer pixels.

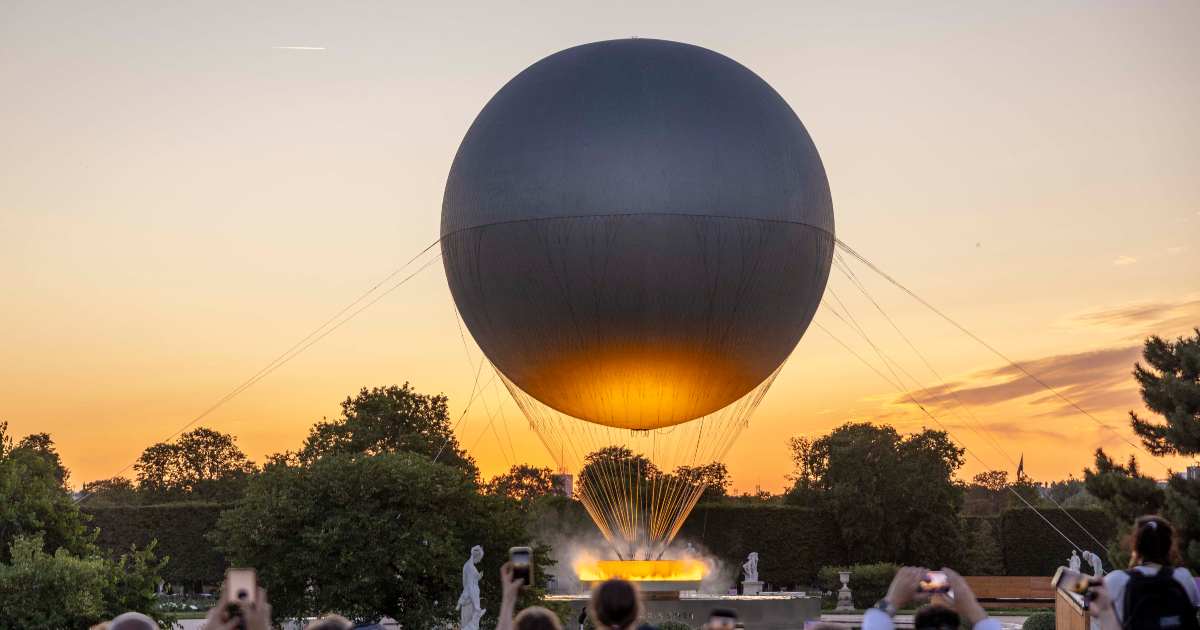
[
  {"left": 743, "top": 580, "right": 763, "bottom": 596},
  {"left": 834, "top": 571, "right": 854, "bottom": 612}
]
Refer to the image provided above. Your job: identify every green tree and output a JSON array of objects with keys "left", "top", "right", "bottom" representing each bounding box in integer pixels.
[
  {"left": 673, "top": 462, "right": 731, "bottom": 503},
  {"left": 1128, "top": 330, "right": 1200, "bottom": 455},
  {"left": 785, "top": 422, "right": 966, "bottom": 567},
  {"left": 79, "top": 477, "right": 139, "bottom": 507},
  {"left": 0, "top": 534, "right": 170, "bottom": 630},
  {"left": 298, "top": 384, "right": 478, "bottom": 478},
  {"left": 0, "top": 423, "right": 94, "bottom": 562},
  {"left": 486, "top": 465, "right": 556, "bottom": 506},
  {"left": 15, "top": 433, "right": 69, "bottom": 487},
  {"left": 214, "top": 452, "right": 541, "bottom": 626},
  {"left": 1083, "top": 449, "right": 1164, "bottom": 524},
  {"left": 134, "top": 427, "right": 256, "bottom": 502}
]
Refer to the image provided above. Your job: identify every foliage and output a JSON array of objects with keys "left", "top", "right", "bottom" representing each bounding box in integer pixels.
[
  {"left": 297, "top": 384, "right": 478, "bottom": 478},
  {"left": 817, "top": 563, "right": 897, "bottom": 608},
  {"left": 1128, "top": 330, "right": 1200, "bottom": 456},
  {"left": 80, "top": 477, "right": 139, "bottom": 507},
  {"left": 998, "top": 508, "right": 1115, "bottom": 575},
  {"left": 1084, "top": 450, "right": 1164, "bottom": 526},
  {"left": 214, "top": 452, "right": 543, "bottom": 626},
  {"left": 786, "top": 422, "right": 966, "bottom": 568},
  {"left": 658, "top": 621, "right": 693, "bottom": 630},
  {"left": 16, "top": 433, "right": 69, "bottom": 486},
  {"left": 486, "top": 465, "right": 556, "bottom": 506},
  {"left": 134, "top": 427, "right": 256, "bottom": 503},
  {"left": 0, "top": 534, "right": 171, "bottom": 630},
  {"left": 0, "top": 422, "right": 95, "bottom": 562},
  {"left": 85, "top": 503, "right": 227, "bottom": 588},
  {"left": 676, "top": 504, "right": 844, "bottom": 587},
  {"left": 1022, "top": 611, "right": 1055, "bottom": 630},
  {"left": 674, "top": 462, "right": 731, "bottom": 502},
  {"left": 1164, "top": 475, "right": 1200, "bottom": 569},
  {"left": 960, "top": 517, "right": 1003, "bottom": 576}
]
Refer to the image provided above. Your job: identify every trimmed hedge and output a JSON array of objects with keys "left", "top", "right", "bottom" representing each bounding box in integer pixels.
[
  {"left": 676, "top": 504, "right": 844, "bottom": 587},
  {"left": 1022, "top": 611, "right": 1055, "bottom": 630},
  {"left": 998, "top": 508, "right": 1115, "bottom": 576},
  {"left": 817, "top": 563, "right": 897, "bottom": 608},
  {"left": 84, "top": 503, "right": 228, "bottom": 587}
]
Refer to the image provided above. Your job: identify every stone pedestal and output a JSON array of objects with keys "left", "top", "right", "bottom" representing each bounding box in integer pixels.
[
  {"left": 742, "top": 580, "right": 763, "bottom": 596},
  {"left": 835, "top": 571, "right": 854, "bottom": 612}
]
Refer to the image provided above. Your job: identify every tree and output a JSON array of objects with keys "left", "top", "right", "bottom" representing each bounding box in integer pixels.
[
  {"left": 15, "top": 433, "right": 69, "bottom": 487},
  {"left": 298, "top": 384, "right": 478, "bottom": 478},
  {"left": 486, "top": 465, "right": 555, "bottom": 506},
  {"left": 0, "top": 422, "right": 94, "bottom": 562},
  {"left": 1128, "top": 330, "right": 1200, "bottom": 456},
  {"left": 785, "top": 422, "right": 966, "bottom": 567},
  {"left": 1084, "top": 450, "right": 1164, "bottom": 524},
  {"left": 214, "top": 452, "right": 544, "bottom": 626},
  {"left": 673, "top": 462, "right": 731, "bottom": 502},
  {"left": 0, "top": 534, "right": 170, "bottom": 630},
  {"left": 134, "top": 427, "right": 256, "bottom": 502},
  {"left": 964, "top": 470, "right": 1009, "bottom": 516},
  {"left": 78, "top": 477, "right": 139, "bottom": 507}
]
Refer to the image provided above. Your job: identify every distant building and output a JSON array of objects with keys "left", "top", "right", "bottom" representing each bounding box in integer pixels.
[
  {"left": 1185, "top": 466, "right": 1200, "bottom": 481},
  {"left": 551, "top": 473, "right": 573, "bottom": 497}
]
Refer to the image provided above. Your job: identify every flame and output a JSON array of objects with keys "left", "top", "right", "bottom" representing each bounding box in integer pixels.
[{"left": 575, "top": 559, "right": 707, "bottom": 582}]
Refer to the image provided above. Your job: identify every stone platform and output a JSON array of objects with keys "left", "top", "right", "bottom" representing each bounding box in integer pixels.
[{"left": 547, "top": 593, "right": 821, "bottom": 630}]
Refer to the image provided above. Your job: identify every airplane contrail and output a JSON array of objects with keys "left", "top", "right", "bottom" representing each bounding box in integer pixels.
[{"left": 272, "top": 46, "right": 326, "bottom": 50}]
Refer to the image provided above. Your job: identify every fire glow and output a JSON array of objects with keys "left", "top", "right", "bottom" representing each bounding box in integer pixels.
[{"left": 575, "top": 559, "right": 707, "bottom": 582}]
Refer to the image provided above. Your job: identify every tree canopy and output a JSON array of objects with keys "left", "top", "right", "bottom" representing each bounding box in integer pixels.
[
  {"left": 786, "top": 422, "right": 965, "bottom": 567},
  {"left": 297, "top": 384, "right": 478, "bottom": 478},
  {"left": 134, "top": 427, "right": 256, "bottom": 503},
  {"left": 0, "top": 422, "right": 94, "bottom": 562},
  {"left": 214, "top": 451, "right": 539, "bottom": 626},
  {"left": 485, "top": 464, "right": 556, "bottom": 506},
  {"left": 1129, "top": 330, "right": 1200, "bottom": 456}
]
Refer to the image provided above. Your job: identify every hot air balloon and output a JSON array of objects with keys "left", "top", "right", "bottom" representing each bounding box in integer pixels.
[{"left": 441, "top": 39, "right": 833, "bottom": 561}]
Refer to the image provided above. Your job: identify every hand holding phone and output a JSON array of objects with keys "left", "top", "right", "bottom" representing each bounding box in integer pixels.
[
  {"left": 918, "top": 571, "right": 951, "bottom": 594},
  {"left": 509, "top": 546, "right": 532, "bottom": 586}
]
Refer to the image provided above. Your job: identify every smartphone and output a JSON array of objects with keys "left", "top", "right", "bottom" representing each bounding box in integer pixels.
[
  {"left": 510, "top": 546, "right": 532, "bottom": 586},
  {"left": 918, "top": 571, "right": 950, "bottom": 593},
  {"left": 1052, "top": 567, "right": 1092, "bottom": 595},
  {"left": 225, "top": 568, "right": 258, "bottom": 604}
]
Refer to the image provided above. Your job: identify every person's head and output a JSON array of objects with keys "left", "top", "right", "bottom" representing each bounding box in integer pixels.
[
  {"left": 304, "top": 614, "right": 353, "bottom": 630},
  {"left": 471, "top": 545, "right": 485, "bottom": 563},
  {"left": 514, "top": 605, "right": 564, "bottom": 630},
  {"left": 705, "top": 608, "right": 738, "bottom": 630},
  {"left": 1130, "top": 515, "right": 1177, "bottom": 566},
  {"left": 913, "top": 604, "right": 961, "bottom": 630},
  {"left": 588, "top": 579, "right": 640, "bottom": 630},
  {"left": 108, "top": 612, "right": 157, "bottom": 630}
]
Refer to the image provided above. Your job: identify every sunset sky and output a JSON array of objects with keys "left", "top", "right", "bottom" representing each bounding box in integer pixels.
[{"left": 2, "top": 1, "right": 1198, "bottom": 493}]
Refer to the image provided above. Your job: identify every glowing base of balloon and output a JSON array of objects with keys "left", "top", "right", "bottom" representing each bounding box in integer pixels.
[{"left": 576, "top": 559, "right": 704, "bottom": 593}]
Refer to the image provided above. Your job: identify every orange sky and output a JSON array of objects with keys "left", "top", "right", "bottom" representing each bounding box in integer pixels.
[{"left": 2, "top": 1, "right": 1198, "bottom": 493}]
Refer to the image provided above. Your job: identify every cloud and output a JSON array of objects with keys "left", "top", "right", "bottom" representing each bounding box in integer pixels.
[
  {"left": 892, "top": 345, "right": 1143, "bottom": 418},
  {"left": 1069, "top": 297, "right": 1200, "bottom": 340},
  {"left": 1113, "top": 256, "right": 1138, "bottom": 266}
]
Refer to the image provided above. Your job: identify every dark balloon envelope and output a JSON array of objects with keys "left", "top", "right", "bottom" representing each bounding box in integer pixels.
[{"left": 442, "top": 38, "right": 834, "bottom": 430}]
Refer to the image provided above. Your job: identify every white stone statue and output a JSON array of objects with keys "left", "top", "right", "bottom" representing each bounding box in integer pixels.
[
  {"left": 1081, "top": 550, "right": 1104, "bottom": 577},
  {"left": 1069, "top": 550, "right": 1081, "bottom": 572},
  {"left": 742, "top": 552, "right": 759, "bottom": 582},
  {"left": 457, "top": 545, "right": 485, "bottom": 630}
]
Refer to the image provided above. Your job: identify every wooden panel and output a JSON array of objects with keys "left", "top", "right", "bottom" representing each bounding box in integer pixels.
[
  {"left": 1056, "top": 587, "right": 1089, "bottom": 630},
  {"left": 964, "top": 576, "right": 1055, "bottom": 609}
]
